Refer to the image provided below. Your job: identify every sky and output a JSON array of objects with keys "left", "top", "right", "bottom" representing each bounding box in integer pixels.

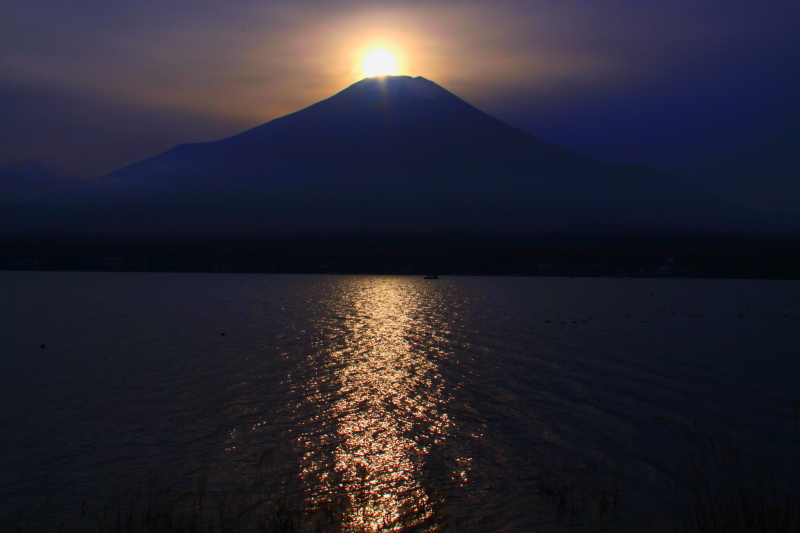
[{"left": 1, "top": 0, "right": 799, "bottom": 213}]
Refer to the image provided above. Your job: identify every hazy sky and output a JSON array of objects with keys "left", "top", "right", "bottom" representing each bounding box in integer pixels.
[{"left": 2, "top": 0, "right": 799, "bottom": 213}]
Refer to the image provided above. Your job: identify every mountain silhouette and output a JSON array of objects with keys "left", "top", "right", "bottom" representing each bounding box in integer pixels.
[{"left": 5, "top": 76, "right": 798, "bottom": 233}]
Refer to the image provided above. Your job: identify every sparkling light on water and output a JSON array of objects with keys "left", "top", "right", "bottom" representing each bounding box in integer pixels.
[
  {"left": 4, "top": 273, "right": 800, "bottom": 532},
  {"left": 296, "top": 278, "right": 455, "bottom": 531}
]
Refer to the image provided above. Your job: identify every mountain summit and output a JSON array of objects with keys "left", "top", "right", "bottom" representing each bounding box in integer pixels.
[
  {"left": 109, "top": 75, "right": 587, "bottom": 200},
  {"left": 8, "top": 76, "right": 795, "bottom": 233}
]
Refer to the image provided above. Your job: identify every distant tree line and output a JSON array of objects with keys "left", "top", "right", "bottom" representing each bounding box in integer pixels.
[{"left": 1, "top": 232, "right": 799, "bottom": 278}]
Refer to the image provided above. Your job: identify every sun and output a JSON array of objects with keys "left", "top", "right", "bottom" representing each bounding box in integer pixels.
[{"left": 363, "top": 49, "right": 397, "bottom": 77}]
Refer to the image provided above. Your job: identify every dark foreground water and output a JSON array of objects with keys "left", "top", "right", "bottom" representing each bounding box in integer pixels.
[{"left": 2, "top": 272, "right": 800, "bottom": 531}]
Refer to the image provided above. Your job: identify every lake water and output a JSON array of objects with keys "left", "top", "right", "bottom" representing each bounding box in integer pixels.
[{"left": 1, "top": 272, "right": 799, "bottom": 531}]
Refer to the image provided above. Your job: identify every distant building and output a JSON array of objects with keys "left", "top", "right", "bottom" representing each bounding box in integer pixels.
[
  {"left": 98, "top": 257, "right": 148, "bottom": 270},
  {"left": 537, "top": 262, "right": 572, "bottom": 273}
]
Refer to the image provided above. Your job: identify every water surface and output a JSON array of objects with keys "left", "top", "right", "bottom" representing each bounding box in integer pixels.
[{"left": 1, "top": 273, "right": 799, "bottom": 531}]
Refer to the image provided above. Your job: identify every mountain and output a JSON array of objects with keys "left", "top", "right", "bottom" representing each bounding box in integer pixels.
[{"left": 4, "top": 76, "right": 799, "bottom": 233}]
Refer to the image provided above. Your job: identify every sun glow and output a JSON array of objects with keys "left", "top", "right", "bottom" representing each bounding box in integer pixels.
[{"left": 363, "top": 49, "right": 398, "bottom": 77}]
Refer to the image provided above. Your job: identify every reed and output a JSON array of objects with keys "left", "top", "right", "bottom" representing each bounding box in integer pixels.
[
  {"left": 536, "top": 456, "right": 622, "bottom": 527},
  {"left": 669, "top": 405, "right": 800, "bottom": 533},
  {"left": 9, "top": 472, "right": 485, "bottom": 533},
  {"left": 10, "top": 406, "right": 800, "bottom": 533}
]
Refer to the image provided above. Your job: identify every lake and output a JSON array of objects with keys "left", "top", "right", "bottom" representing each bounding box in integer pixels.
[{"left": 1, "top": 272, "right": 799, "bottom": 531}]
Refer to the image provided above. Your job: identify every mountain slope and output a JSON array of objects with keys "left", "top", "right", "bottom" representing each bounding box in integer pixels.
[{"left": 10, "top": 76, "right": 798, "bottom": 233}]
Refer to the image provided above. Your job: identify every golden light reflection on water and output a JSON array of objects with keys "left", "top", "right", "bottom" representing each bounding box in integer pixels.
[{"left": 297, "top": 278, "right": 454, "bottom": 531}]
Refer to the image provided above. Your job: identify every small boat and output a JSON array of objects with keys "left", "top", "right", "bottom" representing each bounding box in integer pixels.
[{"left": 423, "top": 274, "right": 439, "bottom": 280}]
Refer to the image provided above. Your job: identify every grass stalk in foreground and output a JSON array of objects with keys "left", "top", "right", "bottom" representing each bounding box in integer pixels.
[
  {"left": 11, "top": 406, "right": 800, "bottom": 532},
  {"left": 670, "top": 405, "right": 800, "bottom": 533}
]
